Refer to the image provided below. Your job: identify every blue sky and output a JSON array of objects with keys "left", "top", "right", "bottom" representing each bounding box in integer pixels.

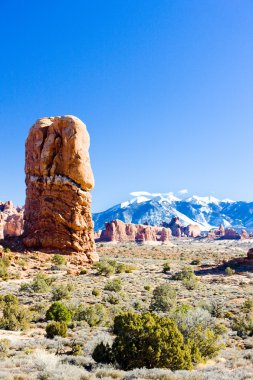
[{"left": 0, "top": 0, "right": 252, "bottom": 212}]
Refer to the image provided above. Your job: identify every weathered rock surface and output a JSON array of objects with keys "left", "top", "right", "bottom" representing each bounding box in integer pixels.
[
  {"left": 23, "top": 115, "right": 98, "bottom": 261},
  {"left": 97, "top": 219, "right": 172, "bottom": 243},
  {"left": 163, "top": 217, "right": 201, "bottom": 238}
]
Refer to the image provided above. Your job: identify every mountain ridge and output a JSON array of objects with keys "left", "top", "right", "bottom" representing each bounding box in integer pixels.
[{"left": 93, "top": 192, "right": 253, "bottom": 232}]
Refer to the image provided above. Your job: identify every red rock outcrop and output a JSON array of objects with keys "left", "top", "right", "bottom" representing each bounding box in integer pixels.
[
  {"left": 23, "top": 115, "right": 98, "bottom": 262},
  {"left": 184, "top": 224, "right": 201, "bottom": 238},
  {"left": 4, "top": 213, "right": 24, "bottom": 238},
  {"left": 97, "top": 219, "right": 172, "bottom": 243},
  {"left": 0, "top": 202, "right": 24, "bottom": 239},
  {"left": 247, "top": 248, "right": 253, "bottom": 260}
]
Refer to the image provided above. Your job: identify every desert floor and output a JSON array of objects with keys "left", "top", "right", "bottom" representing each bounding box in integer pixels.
[{"left": 0, "top": 238, "right": 252, "bottom": 380}]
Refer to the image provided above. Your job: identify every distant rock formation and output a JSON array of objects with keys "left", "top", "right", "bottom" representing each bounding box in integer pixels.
[
  {"left": 0, "top": 201, "right": 24, "bottom": 239},
  {"left": 163, "top": 217, "right": 201, "bottom": 238},
  {"left": 208, "top": 225, "right": 249, "bottom": 240},
  {"left": 23, "top": 115, "right": 98, "bottom": 262},
  {"left": 96, "top": 219, "right": 172, "bottom": 243}
]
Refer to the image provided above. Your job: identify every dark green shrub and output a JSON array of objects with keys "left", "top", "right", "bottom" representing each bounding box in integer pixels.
[
  {"left": 46, "top": 321, "right": 68, "bottom": 338},
  {"left": 46, "top": 302, "right": 72, "bottom": 323},
  {"left": 144, "top": 285, "right": 151, "bottom": 291},
  {"left": 74, "top": 303, "right": 108, "bottom": 327},
  {"left": 190, "top": 259, "right": 201, "bottom": 265},
  {"left": 52, "top": 254, "right": 67, "bottom": 266},
  {"left": 111, "top": 311, "right": 192, "bottom": 370},
  {"left": 150, "top": 284, "right": 176, "bottom": 312},
  {"left": 92, "top": 342, "right": 112, "bottom": 364},
  {"left": 104, "top": 278, "right": 122, "bottom": 292},
  {"left": 162, "top": 262, "right": 171, "bottom": 273}
]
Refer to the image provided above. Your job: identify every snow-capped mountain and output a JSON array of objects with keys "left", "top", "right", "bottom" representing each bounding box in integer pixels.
[{"left": 93, "top": 191, "right": 253, "bottom": 232}]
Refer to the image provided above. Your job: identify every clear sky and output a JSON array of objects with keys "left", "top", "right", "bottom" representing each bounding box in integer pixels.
[{"left": 0, "top": 0, "right": 252, "bottom": 212}]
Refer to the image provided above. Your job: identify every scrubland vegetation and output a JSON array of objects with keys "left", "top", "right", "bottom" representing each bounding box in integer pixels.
[{"left": 0, "top": 239, "right": 252, "bottom": 379}]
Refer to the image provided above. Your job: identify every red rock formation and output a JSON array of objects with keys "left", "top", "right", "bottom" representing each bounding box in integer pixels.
[
  {"left": 224, "top": 228, "right": 241, "bottom": 240},
  {"left": 0, "top": 202, "right": 24, "bottom": 239},
  {"left": 4, "top": 213, "right": 24, "bottom": 238},
  {"left": 241, "top": 229, "right": 249, "bottom": 239},
  {"left": 98, "top": 219, "right": 171, "bottom": 243},
  {"left": 23, "top": 115, "right": 98, "bottom": 262},
  {"left": 185, "top": 224, "right": 201, "bottom": 238}
]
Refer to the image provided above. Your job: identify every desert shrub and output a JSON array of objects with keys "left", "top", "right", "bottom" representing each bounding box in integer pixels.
[
  {"left": 0, "top": 294, "right": 32, "bottom": 330},
  {"left": 105, "top": 292, "right": 121, "bottom": 305},
  {"left": 109, "top": 311, "right": 192, "bottom": 370},
  {"left": 144, "top": 285, "right": 151, "bottom": 291},
  {"left": 94, "top": 260, "right": 137, "bottom": 276},
  {"left": 242, "top": 299, "right": 253, "bottom": 313},
  {"left": 20, "top": 272, "right": 56, "bottom": 293},
  {"left": 92, "top": 342, "right": 113, "bottom": 364},
  {"left": 171, "top": 266, "right": 195, "bottom": 281},
  {"left": 3, "top": 248, "right": 11, "bottom": 253},
  {"left": 182, "top": 275, "right": 199, "bottom": 290},
  {"left": 104, "top": 278, "right": 122, "bottom": 292},
  {"left": 171, "top": 306, "right": 224, "bottom": 362},
  {"left": 46, "top": 302, "right": 72, "bottom": 323},
  {"left": 79, "top": 268, "right": 87, "bottom": 275},
  {"left": 94, "top": 261, "right": 115, "bottom": 276},
  {"left": 225, "top": 266, "right": 235, "bottom": 276},
  {"left": 162, "top": 262, "right": 171, "bottom": 273},
  {"left": 52, "top": 254, "right": 67, "bottom": 266},
  {"left": 0, "top": 256, "right": 11, "bottom": 280},
  {"left": 92, "top": 287, "right": 101, "bottom": 297},
  {"left": 201, "top": 300, "right": 225, "bottom": 318},
  {"left": 51, "top": 284, "right": 73, "bottom": 301},
  {"left": 190, "top": 259, "right": 201, "bottom": 265},
  {"left": 232, "top": 313, "right": 253, "bottom": 337},
  {"left": 46, "top": 321, "right": 68, "bottom": 338},
  {"left": 150, "top": 284, "right": 177, "bottom": 312},
  {"left": 74, "top": 303, "right": 108, "bottom": 327},
  {"left": 0, "top": 339, "right": 10, "bottom": 357}
]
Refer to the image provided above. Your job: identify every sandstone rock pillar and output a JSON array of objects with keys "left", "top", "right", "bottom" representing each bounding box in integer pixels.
[{"left": 23, "top": 115, "right": 98, "bottom": 262}]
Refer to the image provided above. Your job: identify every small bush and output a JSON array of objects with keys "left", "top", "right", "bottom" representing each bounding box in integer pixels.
[
  {"left": 94, "top": 261, "right": 115, "bottom": 276},
  {"left": 92, "top": 287, "right": 101, "bottom": 297},
  {"left": 46, "top": 321, "right": 68, "bottom": 338},
  {"left": 105, "top": 293, "right": 121, "bottom": 305},
  {"left": 51, "top": 284, "right": 73, "bottom": 301},
  {"left": 46, "top": 302, "right": 72, "bottom": 323},
  {"left": 190, "top": 259, "right": 201, "bottom": 265},
  {"left": 162, "top": 262, "right": 171, "bottom": 273},
  {"left": 74, "top": 303, "right": 108, "bottom": 327},
  {"left": 171, "top": 267, "right": 195, "bottom": 281},
  {"left": 20, "top": 272, "right": 56, "bottom": 293},
  {"left": 182, "top": 275, "right": 199, "bottom": 290},
  {"left": 0, "top": 339, "right": 10, "bottom": 357},
  {"left": 52, "top": 254, "right": 67, "bottom": 266},
  {"left": 144, "top": 285, "right": 151, "bottom": 291},
  {"left": 225, "top": 266, "right": 235, "bottom": 276},
  {"left": 242, "top": 299, "right": 253, "bottom": 313},
  {"left": 0, "top": 256, "right": 11, "bottom": 280},
  {"left": 150, "top": 284, "right": 177, "bottom": 312},
  {"left": 104, "top": 278, "right": 122, "bottom": 292},
  {"left": 0, "top": 294, "right": 32, "bottom": 331}
]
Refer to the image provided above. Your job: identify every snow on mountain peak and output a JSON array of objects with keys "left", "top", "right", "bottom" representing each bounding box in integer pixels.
[{"left": 185, "top": 195, "right": 220, "bottom": 205}]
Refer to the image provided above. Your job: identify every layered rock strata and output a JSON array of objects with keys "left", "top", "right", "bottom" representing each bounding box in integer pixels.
[{"left": 23, "top": 115, "right": 98, "bottom": 261}]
